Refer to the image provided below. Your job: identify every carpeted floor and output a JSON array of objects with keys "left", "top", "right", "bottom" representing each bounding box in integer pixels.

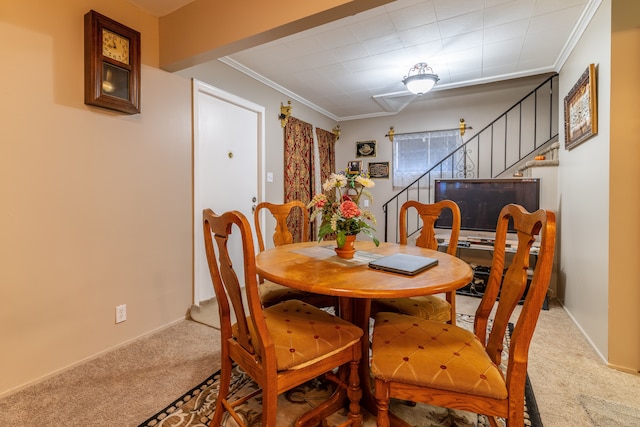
[
  {"left": 1, "top": 296, "right": 639, "bottom": 426},
  {"left": 139, "top": 317, "right": 541, "bottom": 427}
]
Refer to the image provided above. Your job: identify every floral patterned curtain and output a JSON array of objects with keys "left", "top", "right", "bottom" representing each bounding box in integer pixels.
[
  {"left": 316, "top": 127, "right": 337, "bottom": 184},
  {"left": 315, "top": 127, "right": 338, "bottom": 240},
  {"left": 284, "top": 117, "right": 314, "bottom": 242}
]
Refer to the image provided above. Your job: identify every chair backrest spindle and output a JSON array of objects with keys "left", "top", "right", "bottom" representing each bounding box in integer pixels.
[
  {"left": 399, "top": 199, "right": 460, "bottom": 254},
  {"left": 254, "top": 201, "right": 310, "bottom": 252}
]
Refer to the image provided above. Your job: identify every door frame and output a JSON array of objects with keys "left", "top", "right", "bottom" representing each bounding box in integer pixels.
[{"left": 192, "top": 79, "right": 265, "bottom": 305}]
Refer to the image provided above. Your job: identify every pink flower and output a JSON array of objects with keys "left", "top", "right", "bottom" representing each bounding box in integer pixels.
[
  {"left": 340, "top": 200, "right": 360, "bottom": 218},
  {"left": 316, "top": 199, "right": 326, "bottom": 208}
]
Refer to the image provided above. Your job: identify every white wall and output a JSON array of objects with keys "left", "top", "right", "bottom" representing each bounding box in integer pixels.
[{"left": 557, "top": 0, "right": 611, "bottom": 360}]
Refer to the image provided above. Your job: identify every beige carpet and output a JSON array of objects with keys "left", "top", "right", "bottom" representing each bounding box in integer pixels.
[
  {"left": 0, "top": 320, "right": 221, "bottom": 427},
  {"left": 190, "top": 298, "right": 221, "bottom": 329},
  {"left": 1, "top": 296, "right": 639, "bottom": 426}
]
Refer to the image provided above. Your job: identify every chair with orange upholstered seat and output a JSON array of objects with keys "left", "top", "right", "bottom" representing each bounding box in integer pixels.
[
  {"left": 371, "top": 204, "right": 556, "bottom": 427},
  {"left": 254, "top": 200, "right": 338, "bottom": 309},
  {"left": 203, "top": 208, "right": 363, "bottom": 427},
  {"left": 371, "top": 199, "right": 461, "bottom": 324}
]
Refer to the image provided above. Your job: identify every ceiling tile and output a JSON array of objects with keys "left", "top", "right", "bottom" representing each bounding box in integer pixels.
[
  {"left": 484, "top": 0, "right": 535, "bottom": 27},
  {"left": 433, "top": 0, "right": 484, "bottom": 21},
  {"left": 388, "top": 2, "right": 438, "bottom": 31},
  {"left": 484, "top": 20, "right": 529, "bottom": 43},
  {"left": 437, "top": 10, "right": 484, "bottom": 39}
]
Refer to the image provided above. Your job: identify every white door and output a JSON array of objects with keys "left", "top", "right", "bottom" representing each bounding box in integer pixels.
[{"left": 192, "top": 79, "right": 265, "bottom": 306}]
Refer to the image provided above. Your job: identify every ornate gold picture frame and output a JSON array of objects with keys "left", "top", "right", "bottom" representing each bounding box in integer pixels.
[{"left": 564, "top": 63, "right": 597, "bottom": 150}]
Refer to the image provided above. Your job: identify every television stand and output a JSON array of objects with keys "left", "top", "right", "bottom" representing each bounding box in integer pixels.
[{"left": 439, "top": 242, "right": 548, "bottom": 310}]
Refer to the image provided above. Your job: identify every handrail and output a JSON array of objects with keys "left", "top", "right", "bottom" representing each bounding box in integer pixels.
[{"left": 382, "top": 73, "right": 559, "bottom": 243}]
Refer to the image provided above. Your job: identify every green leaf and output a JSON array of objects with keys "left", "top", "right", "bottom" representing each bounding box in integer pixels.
[
  {"left": 317, "top": 221, "right": 334, "bottom": 242},
  {"left": 360, "top": 228, "right": 380, "bottom": 246}
]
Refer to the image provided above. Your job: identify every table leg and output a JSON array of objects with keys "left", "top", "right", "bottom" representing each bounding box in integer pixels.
[{"left": 295, "top": 297, "right": 411, "bottom": 427}]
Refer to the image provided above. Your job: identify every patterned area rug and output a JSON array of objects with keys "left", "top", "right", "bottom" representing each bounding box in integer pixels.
[{"left": 140, "top": 316, "right": 542, "bottom": 427}]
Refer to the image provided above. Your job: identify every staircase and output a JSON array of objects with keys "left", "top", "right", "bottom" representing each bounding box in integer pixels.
[{"left": 382, "top": 74, "right": 560, "bottom": 243}]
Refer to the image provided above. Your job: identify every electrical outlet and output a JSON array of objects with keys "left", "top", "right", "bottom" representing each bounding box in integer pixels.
[{"left": 116, "top": 304, "right": 126, "bottom": 323}]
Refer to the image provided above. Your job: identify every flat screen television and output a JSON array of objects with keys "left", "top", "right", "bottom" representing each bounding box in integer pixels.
[{"left": 434, "top": 178, "right": 540, "bottom": 234}]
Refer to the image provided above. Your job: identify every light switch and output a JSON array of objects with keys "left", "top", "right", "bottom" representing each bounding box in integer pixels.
[
  {"left": 364, "top": 199, "right": 369, "bottom": 207},
  {"left": 266, "top": 172, "right": 274, "bottom": 183}
]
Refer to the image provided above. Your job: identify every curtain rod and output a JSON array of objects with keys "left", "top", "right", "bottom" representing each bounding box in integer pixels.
[{"left": 385, "top": 119, "right": 472, "bottom": 141}]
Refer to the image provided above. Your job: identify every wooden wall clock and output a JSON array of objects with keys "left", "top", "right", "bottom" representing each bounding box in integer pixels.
[{"left": 84, "top": 10, "right": 141, "bottom": 114}]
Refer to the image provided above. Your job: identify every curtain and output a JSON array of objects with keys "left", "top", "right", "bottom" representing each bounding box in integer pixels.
[
  {"left": 314, "top": 127, "right": 337, "bottom": 239},
  {"left": 315, "top": 127, "right": 337, "bottom": 185},
  {"left": 284, "top": 117, "right": 314, "bottom": 242}
]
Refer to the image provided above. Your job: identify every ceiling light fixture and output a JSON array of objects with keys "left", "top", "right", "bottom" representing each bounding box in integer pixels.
[{"left": 402, "top": 62, "right": 439, "bottom": 95}]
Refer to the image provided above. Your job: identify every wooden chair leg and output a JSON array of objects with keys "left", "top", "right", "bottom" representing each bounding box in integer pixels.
[
  {"left": 374, "top": 378, "right": 391, "bottom": 427},
  {"left": 210, "top": 356, "right": 233, "bottom": 427},
  {"left": 346, "top": 359, "right": 363, "bottom": 427},
  {"left": 261, "top": 382, "right": 278, "bottom": 427}
]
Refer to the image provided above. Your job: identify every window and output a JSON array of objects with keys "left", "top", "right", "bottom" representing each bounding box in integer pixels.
[{"left": 392, "top": 129, "right": 462, "bottom": 189}]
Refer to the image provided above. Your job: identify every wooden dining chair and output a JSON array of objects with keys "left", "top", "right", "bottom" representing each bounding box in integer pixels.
[
  {"left": 371, "top": 199, "right": 461, "bottom": 324},
  {"left": 370, "top": 204, "right": 556, "bottom": 427},
  {"left": 203, "top": 208, "right": 363, "bottom": 427},
  {"left": 254, "top": 201, "right": 338, "bottom": 309}
]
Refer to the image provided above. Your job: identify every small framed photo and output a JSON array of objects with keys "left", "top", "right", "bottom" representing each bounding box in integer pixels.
[
  {"left": 356, "top": 140, "right": 376, "bottom": 158},
  {"left": 347, "top": 160, "right": 362, "bottom": 175},
  {"left": 368, "top": 161, "right": 389, "bottom": 179},
  {"left": 564, "top": 63, "right": 598, "bottom": 150}
]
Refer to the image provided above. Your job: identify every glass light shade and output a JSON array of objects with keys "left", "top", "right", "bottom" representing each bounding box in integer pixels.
[{"left": 402, "top": 63, "right": 439, "bottom": 95}]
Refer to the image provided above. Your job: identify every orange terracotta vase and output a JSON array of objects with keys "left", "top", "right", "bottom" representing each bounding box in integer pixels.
[{"left": 334, "top": 234, "right": 357, "bottom": 259}]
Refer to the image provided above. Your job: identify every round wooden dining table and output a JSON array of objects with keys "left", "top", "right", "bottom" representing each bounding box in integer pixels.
[{"left": 255, "top": 240, "right": 474, "bottom": 426}]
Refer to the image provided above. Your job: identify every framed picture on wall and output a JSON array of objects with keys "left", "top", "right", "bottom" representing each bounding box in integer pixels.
[
  {"left": 368, "top": 161, "right": 389, "bottom": 179},
  {"left": 356, "top": 140, "right": 376, "bottom": 157},
  {"left": 347, "top": 160, "right": 362, "bottom": 175},
  {"left": 564, "top": 63, "right": 598, "bottom": 150}
]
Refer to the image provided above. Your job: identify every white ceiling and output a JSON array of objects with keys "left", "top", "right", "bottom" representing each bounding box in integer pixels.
[{"left": 128, "top": 0, "right": 597, "bottom": 121}]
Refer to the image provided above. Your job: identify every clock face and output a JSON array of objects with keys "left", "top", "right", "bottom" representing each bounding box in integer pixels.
[{"left": 102, "top": 28, "right": 129, "bottom": 64}]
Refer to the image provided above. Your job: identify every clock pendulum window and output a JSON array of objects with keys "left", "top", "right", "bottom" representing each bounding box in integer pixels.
[{"left": 84, "top": 10, "right": 140, "bottom": 114}]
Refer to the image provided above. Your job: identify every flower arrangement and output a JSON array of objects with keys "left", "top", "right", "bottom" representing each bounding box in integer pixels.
[{"left": 307, "top": 171, "right": 380, "bottom": 248}]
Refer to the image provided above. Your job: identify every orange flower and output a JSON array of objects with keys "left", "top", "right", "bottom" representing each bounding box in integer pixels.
[{"left": 340, "top": 200, "right": 360, "bottom": 218}]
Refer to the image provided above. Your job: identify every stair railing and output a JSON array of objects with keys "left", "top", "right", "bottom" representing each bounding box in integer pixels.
[{"left": 383, "top": 73, "right": 559, "bottom": 243}]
